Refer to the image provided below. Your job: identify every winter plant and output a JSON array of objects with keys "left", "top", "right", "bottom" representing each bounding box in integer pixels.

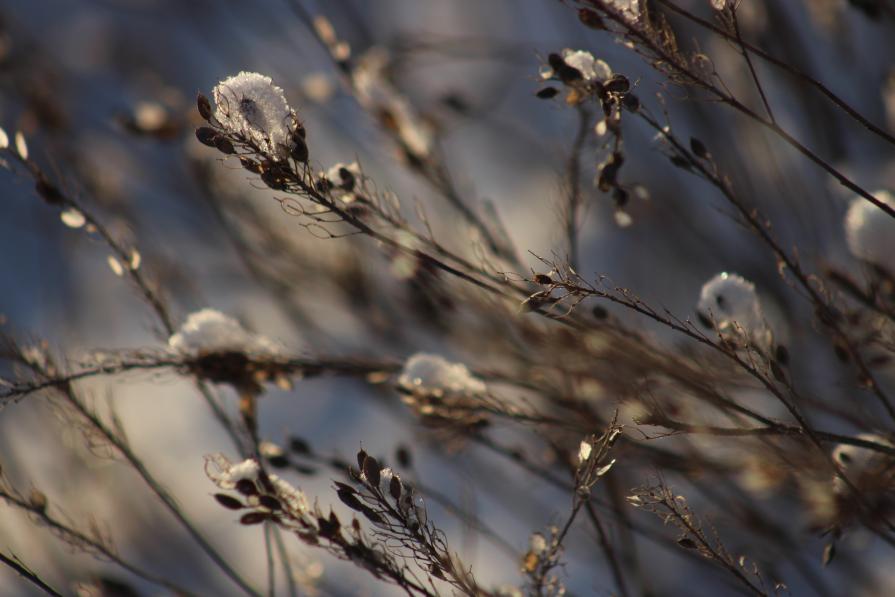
[{"left": 2, "top": 1, "right": 895, "bottom": 595}]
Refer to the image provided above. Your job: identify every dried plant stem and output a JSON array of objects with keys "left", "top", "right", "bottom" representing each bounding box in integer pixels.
[
  {"left": 0, "top": 493, "right": 195, "bottom": 595},
  {"left": 0, "top": 552, "right": 62, "bottom": 597},
  {"left": 283, "top": 0, "right": 521, "bottom": 266},
  {"left": 582, "top": 501, "right": 630, "bottom": 597},
  {"left": 639, "top": 109, "right": 895, "bottom": 424},
  {"left": 565, "top": 106, "right": 592, "bottom": 271},
  {"left": 729, "top": 9, "right": 774, "bottom": 125},
  {"left": 655, "top": 0, "right": 895, "bottom": 148},
  {"left": 19, "top": 354, "right": 261, "bottom": 596},
  {"left": 580, "top": 0, "right": 895, "bottom": 219}
]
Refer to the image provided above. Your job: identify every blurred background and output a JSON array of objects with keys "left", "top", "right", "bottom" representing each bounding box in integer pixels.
[{"left": 1, "top": 0, "right": 895, "bottom": 595}]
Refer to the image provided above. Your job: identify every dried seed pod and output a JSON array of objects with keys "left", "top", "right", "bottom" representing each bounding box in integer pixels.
[
  {"left": 389, "top": 475, "right": 402, "bottom": 500},
  {"left": 578, "top": 8, "right": 605, "bottom": 29},
  {"left": 289, "top": 436, "right": 312, "bottom": 454},
  {"left": 235, "top": 479, "right": 259, "bottom": 496},
  {"left": 240, "top": 512, "right": 269, "bottom": 525},
  {"left": 196, "top": 127, "right": 219, "bottom": 147},
  {"left": 622, "top": 93, "right": 640, "bottom": 112},
  {"left": 214, "top": 494, "right": 245, "bottom": 510},
  {"left": 214, "top": 136, "right": 235, "bottom": 155},
  {"left": 239, "top": 157, "right": 264, "bottom": 174},
  {"left": 197, "top": 93, "right": 212, "bottom": 121},
  {"left": 259, "top": 495, "right": 282, "bottom": 511},
  {"left": 604, "top": 75, "right": 630, "bottom": 94},
  {"left": 395, "top": 445, "right": 412, "bottom": 468},
  {"left": 690, "top": 137, "right": 709, "bottom": 159},
  {"left": 290, "top": 134, "right": 309, "bottom": 162},
  {"left": 362, "top": 455, "right": 381, "bottom": 487}
]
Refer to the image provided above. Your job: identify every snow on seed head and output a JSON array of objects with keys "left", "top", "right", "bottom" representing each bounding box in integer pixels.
[
  {"left": 697, "top": 273, "right": 765, "bottom": 336},
  {"left": 168, "top": 308, "right": 281, "bottom": 357},
  {"left": 844, "top": 190, "right": 895, "bottom": 270},
  {"left": 398, "top": 353, "right": 486, "bottom": 396},
  {"left": 212, "top": 72, "right": 297, "bottom": 160}
]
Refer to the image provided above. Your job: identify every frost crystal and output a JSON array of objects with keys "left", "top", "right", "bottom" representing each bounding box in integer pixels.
[
  {"left": 213, "top": 72, "right": 296, "bottom": 160},
  {"left": 561, "top": 49, "right": 612, "bottom": 83},
  {"left": 168, "top": 308, "right": 280, "bottom": 356},
  {"left": 844, "top": 190, "right": 895, "bottom": 269},
  {"left": 697, "top": 273, "right": 765, "bottom": 335},
  {"left": 398, "top": 353, "right": 486, "bottom": 396}
]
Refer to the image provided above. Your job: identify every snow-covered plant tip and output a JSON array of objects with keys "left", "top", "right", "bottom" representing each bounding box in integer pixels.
[
  {"left": 397, "top": 353, "right": 486, "bottom": 397},
  {"left": 169, "top": 308, "right": 280, "bottom": 357},
  {"left": 844, "top": 189, "right": 895, "bottom": 270},
  {"left": 211, "top": 72, "right": 298, "bottom": 160},
  {"left": 697, "top": 272, "right": 765, "bottom": 338},
  {"left": 196, "top": 71, "right": 308, "bottom": 163}
]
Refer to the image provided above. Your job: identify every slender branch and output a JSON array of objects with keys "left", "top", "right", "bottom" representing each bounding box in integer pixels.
[
  {"left": 0, "top": 493, "right": 196, "bottom": 595},
  {"left": 0, "top": 552, "right": 63, "bottom": 597},
  {"left": 565, "top": 106, "right": 592, "bottom": 271},
  {"left": 655, "top": 0, "right": 895, "bottom": 148},
  {"left": 730, "top": 9, "right": 774, "bottom": 124},
  {"left": 576, "top": 1, "right": 895, "bottom": 219}
]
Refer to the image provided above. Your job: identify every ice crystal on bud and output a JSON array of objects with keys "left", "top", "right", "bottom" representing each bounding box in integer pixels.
[
  {"left": 213, "top": 72, "right": 297, "bottom": 160},
  {"left": 844, "top": 190, "right": 895, "bottom": 269},
  {"left": 168, "top": 308, "right": 280, "bottom": 356},
  {"left": 398, "top": 353, "right": 486, "bottom": 396},
  {"left": 697, "top": 273, "right": 765, "bottom": 336},
  {"left": 561, "top": 49, "right": 612, "bottom": 83}
]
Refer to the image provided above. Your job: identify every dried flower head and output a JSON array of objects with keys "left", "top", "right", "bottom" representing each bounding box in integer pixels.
[
  {"left": 169, "top": 308, "right": 281, "bottom": 357},
  {"left": 697, "top": 272, "right": 765, "bottom": 337},
  {"left": 212, "top": 72, "right": 297, "bottom": 160},
  {"left": 844, "top": 190, "right": 895, "bottom": 270}
]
